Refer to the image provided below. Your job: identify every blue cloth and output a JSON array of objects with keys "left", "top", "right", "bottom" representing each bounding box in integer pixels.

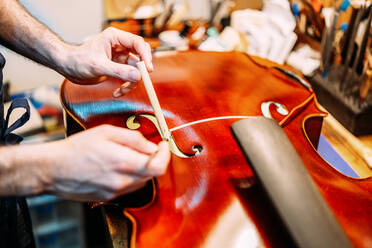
[{"left": 317, "top": 135, "right": 359, "bottom": 178}]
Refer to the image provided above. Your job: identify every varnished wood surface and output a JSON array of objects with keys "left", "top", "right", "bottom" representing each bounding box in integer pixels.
[
  {"left": 322, "top": 113, "right": 372, "bottom": 178},
  {"left": 61, "top": 51, "right": 372, "bottom": 247},
  {"left": 360, "top": 135, "right": 372, "bottom": 148},
  {"left": 102, "top": 206, "right": 131, "bottom": 248}
]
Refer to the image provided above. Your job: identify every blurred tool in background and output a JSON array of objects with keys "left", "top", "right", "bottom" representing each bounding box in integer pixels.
[
  {"left": 320, "top": 0, "right": 350, "bottom": 78},
  {"left": 292, "top": 0, "right": 325, "bottom": 40},
  {"left": 341, "top": 4, "right": 371, "bottom": 95},
  {"left": 102, "top": 0, "right": 372, "bottom": 104},
  {"left": 309, "top": 0, "right": 372, "bottom": 136}
]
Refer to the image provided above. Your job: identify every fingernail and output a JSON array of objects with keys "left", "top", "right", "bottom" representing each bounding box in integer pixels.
[
  {"left": 129, "top": 53, "right": 140, "bottom": 62},
  {"left": 149, "top": 62, "right": 154, "bottom": 71},
  {"left": 129, "top": 70, "right": 140, "bottom": 82},
  {"left": 112, "top": 88, "right": 122, "bottom": 98},
  {"left": 160, "top": 141, "right": 169, "bottom": 148},
  {"left": 121, "top": 81, "right": 131, "bottom": 88}
]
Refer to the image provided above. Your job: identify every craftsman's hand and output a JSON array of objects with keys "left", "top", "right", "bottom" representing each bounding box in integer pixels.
[
  {"left": 57, "top": 27, "right": 153, "bottom": 92},
  {"left": 41, "top": 125, "right": 169, "bottom": 202}
]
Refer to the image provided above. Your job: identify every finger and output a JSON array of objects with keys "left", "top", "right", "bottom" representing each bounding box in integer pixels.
[
  {"left": 101, "top": 60, "right": 141, "bottom": 83},
  {"left": 140, "top": 43, "right": 153, "bottom": 72},
  {"left": 109, "top": 28, "right": 154, "bottom": 71},
  {"left": 128, "top": 53, "right": 140, "bottom": 67},
  {"left": 112, "top": 81, "right": 138, "bottom": 98},
  {"left": 145, "top": 141, "right": 171, "bottom": 176},
  {"left": 98, "top": 125, "right": 158, "bottom": 154},
  {"left": 110, "top": 146, "right": 155, "bottom": 176},
  {"left": 112, "top": 53, "right": 129, "bottom": 64},
  {"left": 127, "top": 39, "right": 153, "bottom": 72},
  {"left": 106, "top": 143, "right": 157, "bottom": 176},
  {"left": 113, "top": 141, "right": 169, "bottom": 177}
]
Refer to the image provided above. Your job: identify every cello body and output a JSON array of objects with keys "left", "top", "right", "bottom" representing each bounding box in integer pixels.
[{"left": 60, "top": 51, "right": 372, "bottom": 247}]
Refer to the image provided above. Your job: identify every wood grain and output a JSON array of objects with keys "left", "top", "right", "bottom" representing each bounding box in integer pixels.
[
  {"left": 322, "top": 113, "right": 372, "bottom": 177},
  {"left": 61, "top": 51, "right": 372, "bottom": 248}
]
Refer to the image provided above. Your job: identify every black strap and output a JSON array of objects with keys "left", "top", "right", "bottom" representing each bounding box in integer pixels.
[
  {"left": 2, "top": 98, "right": 30, "bottom": 144},
  {"left": 0, "top": 55, "right": 30, "bottom": 145},
  {"left": 0, "top": 53, "right": 35, "bottom": 248}
]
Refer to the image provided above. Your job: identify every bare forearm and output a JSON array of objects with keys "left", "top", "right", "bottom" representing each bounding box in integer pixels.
[
  {"left": 0, "top": 143, "right": 53, "bottom": 197},
  {"left": 0, "top": 1, "right": 153, "bottom": 86},
  {"left": 0, "top": 0, "right": 69, "bottom": 70},
  {"left": 0, "top": 125, "right": 170, "bottom": 201}
]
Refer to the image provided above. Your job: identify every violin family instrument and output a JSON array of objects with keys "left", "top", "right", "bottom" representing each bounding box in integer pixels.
[{"left": 60, "top": 51, "right": 372, "bottom": 247}]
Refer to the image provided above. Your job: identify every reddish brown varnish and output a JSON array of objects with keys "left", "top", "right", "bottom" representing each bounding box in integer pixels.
[{"left": 61, "top": 51, "right": 372, "bottom": 247}]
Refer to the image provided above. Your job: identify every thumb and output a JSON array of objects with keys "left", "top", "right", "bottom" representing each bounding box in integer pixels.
[{"left": 101, "top": 60, "right": 141, "bottom": 83}]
